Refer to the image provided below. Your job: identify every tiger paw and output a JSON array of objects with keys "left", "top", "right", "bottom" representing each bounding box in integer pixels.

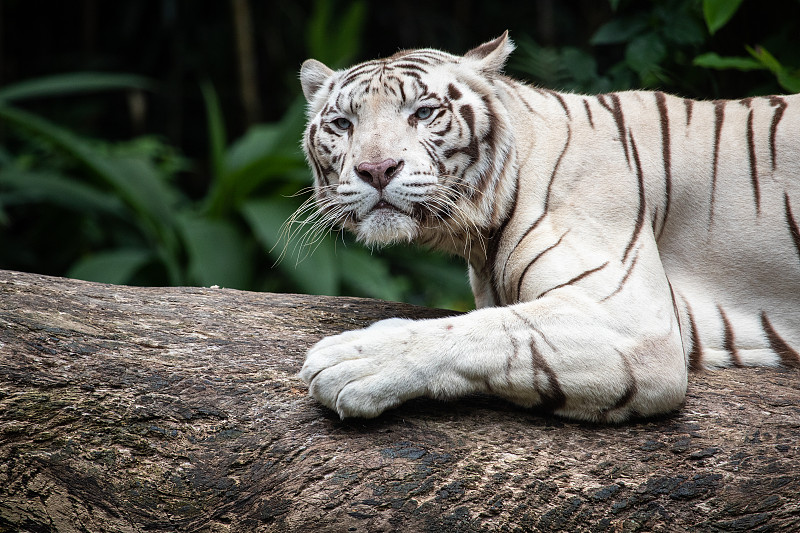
[{"left": 299, "top": 318, "right": 427, "bottom": 419}]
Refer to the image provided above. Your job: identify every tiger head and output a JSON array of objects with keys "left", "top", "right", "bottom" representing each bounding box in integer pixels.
[{"left": 299, "top": 32, "right": 517, "bottom": 252}]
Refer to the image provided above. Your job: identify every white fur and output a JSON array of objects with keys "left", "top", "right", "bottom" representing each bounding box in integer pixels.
[{"left": 298, "top": 33, "right": 800, "bottom": 421}]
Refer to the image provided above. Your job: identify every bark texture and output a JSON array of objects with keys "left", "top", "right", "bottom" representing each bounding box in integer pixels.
[{"left": 0, "top": 269, "right": 798, "bottom": 532}]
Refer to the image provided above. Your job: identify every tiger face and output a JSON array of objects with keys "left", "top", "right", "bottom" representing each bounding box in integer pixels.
[{"left": 300, "top": 35, "right": 516, "bottom": 250}]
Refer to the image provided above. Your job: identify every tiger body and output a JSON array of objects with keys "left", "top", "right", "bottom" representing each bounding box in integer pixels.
[{"left": 298, "top": 33, "right": 800, "bottom": 422}]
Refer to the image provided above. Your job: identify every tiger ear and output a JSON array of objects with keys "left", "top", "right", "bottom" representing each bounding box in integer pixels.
[
  {"left": 300, "top": 59, "right": 335, "bottom": 102},
  {"left": 464, "top": 31, "right": 515, "bottom": 73}
]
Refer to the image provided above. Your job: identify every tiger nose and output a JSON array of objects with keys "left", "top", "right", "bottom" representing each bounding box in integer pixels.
[{"left": 356, "top": 159, "right": 404, "bottom": 190}]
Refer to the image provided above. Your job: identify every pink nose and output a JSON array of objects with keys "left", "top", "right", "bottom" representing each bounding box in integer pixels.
[{"left": 356, "top": 159, "right": 404, "bottom": 190}]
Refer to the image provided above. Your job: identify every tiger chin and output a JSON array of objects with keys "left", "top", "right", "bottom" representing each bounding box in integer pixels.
[{"left": 297, "top": 31, "right": 800, "bottom": 423}]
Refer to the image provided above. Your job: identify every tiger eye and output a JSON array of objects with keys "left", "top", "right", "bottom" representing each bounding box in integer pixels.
[
  {"left": 333, "top": 117, "right": 352, "bottom": 130},
  {"left": 415, "top": 107, "right": 434, "bottom": 120}
]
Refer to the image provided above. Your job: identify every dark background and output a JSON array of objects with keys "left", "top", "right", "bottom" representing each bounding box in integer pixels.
[{"left": 1, "top": 0, "right": 798, "bottom": 309}]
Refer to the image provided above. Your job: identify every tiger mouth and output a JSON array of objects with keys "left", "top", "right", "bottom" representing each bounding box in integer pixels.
[{"left": 371, "top": 199, "right": 402, "bottom": 212}]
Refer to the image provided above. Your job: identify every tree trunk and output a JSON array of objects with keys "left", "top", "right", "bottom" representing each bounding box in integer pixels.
[{"left": 0, "top": 269, "right": 798, "bottom": 532}]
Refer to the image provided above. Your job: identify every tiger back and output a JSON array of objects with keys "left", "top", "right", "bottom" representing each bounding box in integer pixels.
[{"left": 298, "top": 32, "right": 800, "bottom": 422}]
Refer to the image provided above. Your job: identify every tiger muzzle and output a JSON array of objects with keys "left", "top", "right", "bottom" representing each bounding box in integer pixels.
[{"left": 356, "top": 159, "right": 405, "bottom": 191}]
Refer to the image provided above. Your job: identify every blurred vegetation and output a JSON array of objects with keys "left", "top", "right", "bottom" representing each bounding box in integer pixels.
[{"left": 1, "top": 0, "right": 798, "bottom": 310}]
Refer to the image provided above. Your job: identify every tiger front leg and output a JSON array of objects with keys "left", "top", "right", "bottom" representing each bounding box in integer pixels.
[
  {"left": 299, "top": 317, "right": 484, "bottom": 419},
  {"left": 299, "top": 290, "right": 688, "bottom": 421}
]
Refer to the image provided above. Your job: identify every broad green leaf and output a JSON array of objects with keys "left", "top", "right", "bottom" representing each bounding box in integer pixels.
[
  {"left": 703, "top": 0, "right": 744, "bottom": 34},
  {"left": 241, "top": 197, "right": 338, "bottom": 295},
  {"left": 0, "top": 106, "right": 178, "bottom": 234},
  {"left": 746, "top": 45, "right": 782, "bottom": 73},
  {"left": 67, "top": 248, "right": 153, "bottom": 285},
  {"left": 177, "top": 213, "right": 253, "bottom": 289},
  {"left": 625, "top": 33, "right": 667, "bottom": 76},
  {"left": 207, "top": 97, "right": 308, "bottom": 216},
  {"left": 561, "top": 48, "right": 599, "bottom": 84},
  {"left": 307, "top": 0, "right": 366, "bottom": 67},
  {"left": 0, "top": 72, "right": 154, "bottom": 103},
  {"left": 200, "top": 81, "right": 227, "bottom": 183},
  {"left": 661, "top": 11, "right": 706, "bottom": 46},
  {"left": 0, "top": 168, "right": 127, "bottom": 216},
  {"left": 338, "top": 247, "right": 409, "bottom": 301},
  {"left": 225, "top": 97, "right": 306, "bottom": 172},
  {"left": 693, "top": 52, "right": 765, "bottom": 71},
  {"left": 777, "top": 70, "right": 800, "bottom": 93},
  {"left": 590, "top": 17, "right": 648, "bottom": 45}
]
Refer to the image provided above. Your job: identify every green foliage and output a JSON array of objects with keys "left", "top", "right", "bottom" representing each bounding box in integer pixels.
[
  {"left": 702, "top": 0, "right": 744, "bottom": 34},
  {"left": 0, "top": 72, "right": 155, "bottom": 103},
  {"left": 508, "top": 0, "right": 798, "bottom": 97},
  {"left": 2, "top": 0, "right": 797, "bottom": 313},
  {"left": 0, "top": 72, "right": 472, "bottom": 308}
]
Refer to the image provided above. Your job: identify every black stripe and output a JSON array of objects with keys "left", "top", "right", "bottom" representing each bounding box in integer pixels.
[
  {"left": 544, "top": 126, "right": 572, "bottom": 212},
  {"left": 486, "top": 171, "right": 521, "bottom": 304},
  {"left": 582, "top": 98, "right": 595, "bottom": 128},
  {"left": 603, "top": 351, "right": 638, "bottom": 417},
  {"left": 608, "top": 94, "right": 630, "bottom": 167},
  {"left": 710, "top": 100, "right": 725, "bottom": 221},
  {"left": 768, "top": 96, "right": 787, "bottom": 169},
  {"left": 529, "top": 339, "right": 567, "bottom": 412},
  {"left": 601, "top": 247, "right": 640, "bottom": 302},
  {"left": 668, "top": 283, "right": 686, "bottom": 366},
  {"left": 390, "top": 62, "right": 429, "bottom": 72},
  {"left": 718, "top": 306, "right": 743, "bottom": 367},
  {"left": 761, "top": 311, "right": 800, "bottom": 367},
  {"left": 597, "top": 94, "right": 612, "bottom": 114},
  {"left": 538, "top": 262, "right": 609, "bottom": 299},
  {"left": 503, "top": 323, "right": 519, "bottom": 386},
  {"left": 684, "top": 98, "right": 694, "bottom": 127},
  {"left": 515, "top": 232, "right": 568, "bottom": 302},
  {"left": 545, "top": 89, "right": 571, "bottom": 119},
  {"left": 500, "top": 125, "right": 572, "bottom": 296},
  {"left": 746, "top": 107, "right": 760, "bottom": 214},
  {"left": 340, "top": 63, "right": 380, "bottom": 88},
  {"left": 623, "top": 132, "right": 646, "bottom": 263},
  {"left": 655, "top": 92, "right": 672, "bottom": 239},
  {"left": 686, "top": 303, "right": 703, "bottom": 371},
  {"left": 785, "top": 193, "right": 800, "bottom": 263},
  {"left": 511, "top": 310, "right": 558, "bottom": 351},
  {"left": 502, "top": 82, "right": 544, "bottom": 119},
  {"left": 500, "top": 213, "right": 544, "bottom": 301}
]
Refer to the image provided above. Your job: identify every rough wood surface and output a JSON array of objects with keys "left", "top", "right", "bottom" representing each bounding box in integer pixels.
[{"left": 0, "top": 269, "right": 798, "bottom": 532}]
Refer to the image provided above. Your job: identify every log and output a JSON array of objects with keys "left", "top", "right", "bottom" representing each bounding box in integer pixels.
[{"left": 0, "top": 268, "right": 798, "bottom": 532}]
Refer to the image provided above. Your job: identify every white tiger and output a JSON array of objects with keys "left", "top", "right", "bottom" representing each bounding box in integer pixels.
[{"left": 297, "top": 32, "right": 800, "bottom": 422}]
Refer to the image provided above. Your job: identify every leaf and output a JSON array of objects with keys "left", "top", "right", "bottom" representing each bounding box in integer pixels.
[
  {"left": 0, "top": 106, "right": 178, "bottom": 233},
  {"left": 67, "top": 249, "right": 153, "bottom": 285},
  {"left": 205, "top": 97, "right": 307, "bottom": 217},
  {"left": 746, "top": 45, "right": 782, "bottom": 73},
  {"left": 200, "top": 81, "right": 227, "bottom": 184},
  {"left": 693, "top": 52, "right": 765, "bottom": 71},
  {"left": 177, "top": 213, "right": 253, "bottom": 289},
  {"left": 625, "top": 33, "right": 667, "bottom": 76},
  {"left": 337, "top": 247, "right": 408, "bottom": 301},
  {"left": 240, "top": 198, "right": 338, "bottom": 295},
  {"left": 703, "top": 0, "right": 744, "bottom": 34},
  {"left": 590, "top": 17, "right": 648, "bottom": 45},
  {"left": 561, "top": 48, "right": 599, "bottom": 84},
  {"left": 0, "top": 168, "right": 127, "bottom": 216},
  {"left": 661, "top": 11, "right": 706, "bottom": 46},
  {"left": 0, "top": 72, "right": 154, "bottom": 103},
  {"left": 777, "top": 70, "right": 800, "bottom": 93},
  {"left": 307, "top": 0, "right": 366, "bottom": 67}
]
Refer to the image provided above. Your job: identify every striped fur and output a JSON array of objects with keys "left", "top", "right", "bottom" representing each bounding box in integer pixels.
[{"left": 298, "top": 32, "right": 800, "bottom": 422}]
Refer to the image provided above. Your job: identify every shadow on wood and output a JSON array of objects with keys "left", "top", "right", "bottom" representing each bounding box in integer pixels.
[{"left": 0, "top": 269, "right": 798, "bottom": 532}]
